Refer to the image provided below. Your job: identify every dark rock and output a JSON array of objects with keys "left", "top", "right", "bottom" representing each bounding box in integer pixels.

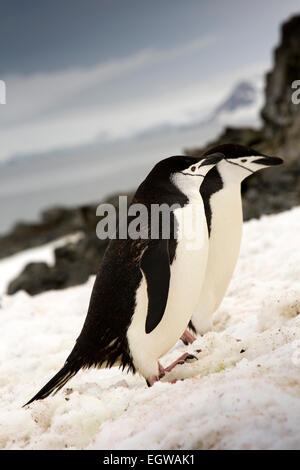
[
  {"left": 7, "top": 262, "right": 65, "bottom": 296},
  {"left": 0, "top": 206, "right": 89, "bottom": 260},
  {"left": 7, "top": 237, "right": 108, "bottom": 296},
  {"left": 0, "top": 192, "right": 133, "bottom": 260},
  {"left": 6, "top": 193, "right": 133, "bottom": 296},
  {"left": 261, "top": 15, "right": 300, "bottom": 162}
]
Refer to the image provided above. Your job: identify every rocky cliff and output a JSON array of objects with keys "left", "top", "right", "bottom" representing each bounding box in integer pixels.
[
  {"left": 186, "top": 14, "right": 300, "bottom": 220},
  {"left": 261, "top": 15, "right": 300, "bottom": 161},
  {"left": 6, "top": 193, "right": 133, "bottom": 295}
]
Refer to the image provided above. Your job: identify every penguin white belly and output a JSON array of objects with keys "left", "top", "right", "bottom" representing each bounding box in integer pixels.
[
  {"left": 127, "top": 202, "right": 208, "bottom": 379},
  {"left": 192, "top": 186, "right": 243, "bottom": 334}
]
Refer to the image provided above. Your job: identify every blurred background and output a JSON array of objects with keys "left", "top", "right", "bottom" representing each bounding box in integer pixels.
[{"left": 0, "top": 0, "right": 300, "bottom": 296}]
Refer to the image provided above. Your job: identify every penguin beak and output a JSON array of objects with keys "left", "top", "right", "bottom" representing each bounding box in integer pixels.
[
  {"left": 253, "top": 155, "right": 283, "bottom": 166},
  {"left": 197, "top": 153, "right": 224, "bottom": 176},
  {"left": 199, "top": 152, "right": 224, "bottom": 168}
]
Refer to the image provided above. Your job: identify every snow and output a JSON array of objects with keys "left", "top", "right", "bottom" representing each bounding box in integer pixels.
[{"left": 1, "top": 207, "right": 300, "bottom": 450}]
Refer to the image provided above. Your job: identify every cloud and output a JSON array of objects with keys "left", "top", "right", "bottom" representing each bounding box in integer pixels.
[
  {"left": 1, "top": 36, "right": 215, "bottom": 126},
  {"left": 0, "top": 37, "right": 268, "bottom": 162}
]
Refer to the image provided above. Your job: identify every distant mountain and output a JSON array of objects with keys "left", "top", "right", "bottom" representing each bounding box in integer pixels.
[
  {"left": 205, "top": 79, "right": 263, "bottom": 127},
  {"left": 213, "top": 81, "right": 257, "bottom": 115},
  {"left": 134, "top": 78, "right": 263, "bottom": 140}
]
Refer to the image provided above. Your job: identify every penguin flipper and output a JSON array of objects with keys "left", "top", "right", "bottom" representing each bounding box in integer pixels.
[{"left": 141, "top": 239, "right": 170, "bottom": 334}]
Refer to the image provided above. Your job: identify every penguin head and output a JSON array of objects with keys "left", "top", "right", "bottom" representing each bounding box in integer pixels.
[
  {"left": 136, "top": 154, "right": 223, "bottom": 203},
  {"left": 202, "top": 143, "right": 283, "bottom": 183},
  {"left": 179, "top": 153, "right": 224, "bottom": 176},
  {"left": 170, "top": 154, "right": 224, "bottom": 198},
  {"left": 147, "top": 154, "right": 223, "bottom": 178}
]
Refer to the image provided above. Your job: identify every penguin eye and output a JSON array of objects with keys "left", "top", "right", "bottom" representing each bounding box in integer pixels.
[
  {"left": 191, "top": 166, "right": 196, "bottom": 172},
  {"left": 241, "top": 159, "right": 247, "bottom": 163}
]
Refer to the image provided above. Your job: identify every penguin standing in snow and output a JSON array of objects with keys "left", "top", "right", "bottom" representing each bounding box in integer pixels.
[
  {"left": 180, "top": 143, "right": 283, "bottom": 343},
  {"left": 24, "top": 153, "right": 224, "bottom": 405}
]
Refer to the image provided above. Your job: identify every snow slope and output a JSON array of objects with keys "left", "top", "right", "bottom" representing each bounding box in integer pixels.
[{"left": 1, "top": 207, "right": 300, "bottom": 450}]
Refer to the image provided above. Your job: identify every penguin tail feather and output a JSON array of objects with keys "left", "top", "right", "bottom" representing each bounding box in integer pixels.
[{"left": 23, "top": 362, "right": 79, "bottom": 407}]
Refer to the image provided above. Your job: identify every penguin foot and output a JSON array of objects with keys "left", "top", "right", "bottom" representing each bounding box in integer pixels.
[
  {"left": 146, "top": 376, "right": 160, "bottom": 387},
  {"left": 170, "top": 378, "right": 185, "bottom": 384},
  {"left": 164, "top": 353, "right": 197, "bottom": 373},
  {"left": 146, "top": 362, "right": 165, "bottom": 387},
  {"left": 146, "top": 355, "right": 197, "bottom": 387},
  {"left": 158, "top": 361, "right": 165, "bottom": 378},
  {"left": 180, "top": 330, "right": 196, "bottom": 345}
]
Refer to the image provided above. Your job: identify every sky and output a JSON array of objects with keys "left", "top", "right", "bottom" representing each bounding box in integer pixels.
[{"left": 0, "top": 0, "right": 300, "bottom": 162}]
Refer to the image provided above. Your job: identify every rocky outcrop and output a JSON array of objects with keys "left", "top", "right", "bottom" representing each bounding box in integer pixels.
[
  {"left": 6, "top": 193, "right": 133, "bottom": 296},
  {"left": 7, "top": 235, "right": 108, "bottom": 296},
  {"left": 261, "top": 15, "right": 300, "bottom": 153},
  {"left": 188, "top": 14, "right": 300, "bottom": 159},
  {"left": 0, "top": 205, "right": 96, "bottom": 260},
  {"left": 0, "top": 193, "right": 131, "bottom": 260}
]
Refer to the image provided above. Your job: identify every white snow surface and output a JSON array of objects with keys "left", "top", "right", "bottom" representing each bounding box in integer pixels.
[{"left": 1, "top": 207, "right": 300, "bottom": 450}]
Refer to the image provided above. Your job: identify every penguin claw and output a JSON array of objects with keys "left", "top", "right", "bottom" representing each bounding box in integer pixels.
[
  {"left": 164, "top": 352, "right": 197, "bottom": 373},
  {"left": 184, "top": 354, "right": 198, "bottom": 363}
]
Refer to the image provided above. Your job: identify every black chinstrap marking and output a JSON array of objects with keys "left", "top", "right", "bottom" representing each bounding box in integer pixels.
[
  {"left": 178, "top": 171, "right": 205, "bottom": 177},
  {"left": 225, "top": 158, "right": 254, "bottom": 174}
]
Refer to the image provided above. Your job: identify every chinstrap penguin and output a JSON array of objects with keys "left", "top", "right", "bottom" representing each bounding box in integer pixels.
[
  {"left": 24, "top": 153, "right": 224, "bottom": 405},
  {"left": 181, "top": 143, "right": 283, "bottom": 343}
]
